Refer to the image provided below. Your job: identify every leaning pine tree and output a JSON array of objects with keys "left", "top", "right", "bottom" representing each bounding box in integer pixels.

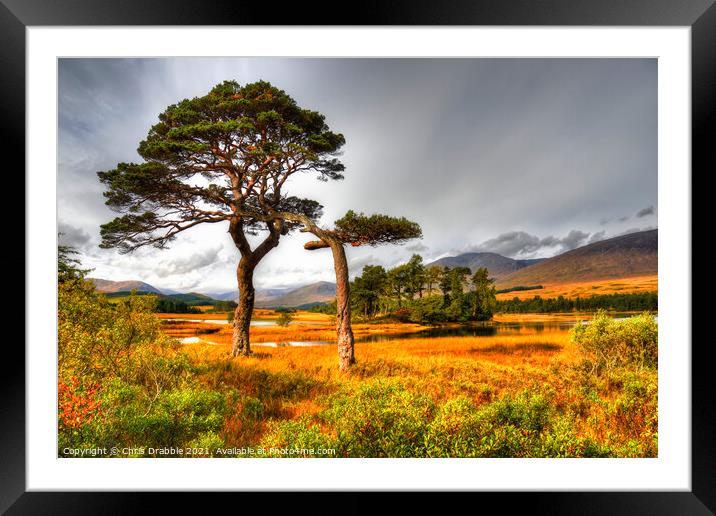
[
  {"left": 256, "top": 210, "right": 422, "bottom": 371},
  {"left": 97, "top": 80, "right": 346, "bottom": 356}
]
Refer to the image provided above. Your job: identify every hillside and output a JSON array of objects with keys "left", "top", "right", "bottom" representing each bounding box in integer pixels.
[
  {"left": 204, "top": 287, "right": 293, "bottom": 304},
  {"left": 257, "top": 281, "right": 336, "bottom": 308},
  {"left": 165, "top": 292, "right": 222, "bottom": 305},
  {"left": 102, "top": 290, "right": 230, "bottom": 306},
  {"left": 426, "top": 252, "right": 545, "bottom": 280},
  {"left": 89, "top": 278, "right": 162, "bottom": 294},
  {"left": 205, "top": 290, "right": 239, "bottom": 301},
  {"left": 496, "top": 229, "right": 658, "bottom": 288}
]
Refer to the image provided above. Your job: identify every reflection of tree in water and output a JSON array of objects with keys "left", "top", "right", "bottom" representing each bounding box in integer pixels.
[{"left": 355, "top": 321, "right": 576, "bottom": 343}]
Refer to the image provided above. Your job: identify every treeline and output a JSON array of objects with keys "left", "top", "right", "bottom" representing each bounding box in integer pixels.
[
  {"left": 496, "top": 292, "right": 658, "bottom": 313},
  {"left": 313, "top": 255, "right": 498, "bottom": 323},
  {"left": 108, "top": 292, "right": 238, "bottom": 314},
  {"left": 207, "top": 300, "right": 238, "bottom": 312},
  {"left": 154, "top": 298, "right": 202, "bottom": 314},
  {"left": 154, "top": 298, "right": 237, "bottom": 314},
  {"left": 496, "top": 285, "right": 544, "bottom": 294}
]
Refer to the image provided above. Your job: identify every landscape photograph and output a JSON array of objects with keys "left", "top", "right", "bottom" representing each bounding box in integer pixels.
[{"left": 57, "top": 57, "right": 658, "bottom": 458}]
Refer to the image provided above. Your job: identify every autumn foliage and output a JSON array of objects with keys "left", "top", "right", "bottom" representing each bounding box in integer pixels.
[{"left": 58, "top": 377, "right": 102, "bottom": 429}]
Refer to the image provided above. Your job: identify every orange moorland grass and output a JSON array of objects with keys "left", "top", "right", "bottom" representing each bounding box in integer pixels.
[
  {"left": 495, "top": 274, "right": 658, "bottom": 301},
  {"left": 178, "top": 330, "right": 584, "bottom": 449},
  {"left": 159, "top": 312, "right": 431, "bottom": 343},
  {"left": 171, "top": 317, "right": 656, "bottom": 455},
  {"left": 180, "top": 328, "right": 576, "bottom": 404}
]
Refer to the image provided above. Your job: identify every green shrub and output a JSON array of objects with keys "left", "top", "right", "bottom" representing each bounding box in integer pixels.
[
  {"left": 186, "top": 431, "right": 226, "bottom": 456},
  {"left": 260, "top": 418, "right": 337, "bottom": 457},
  {"left": 276, "top": 311, "right": 294, "bottom": 327},
  {"left": 570, "top": 310, "right": 657, "bottom": 374},
  {"left": 96, "top": 383, "right": 226, "bottom": 452},
  {"left": 605, "top": 370, "right": 658, "bottom": 456},
  {"left": 320, "top": 380, "right": 435, "bottom": 457},
  {"left": 255, "top": 383, "right": 624, "bottom": 458},
  {"left": 538, "top": 417, "right": 613, "bottom": 457},
  {"left": 424, "top": 397, "right": 483, "bottom": 457},
  {"left": 58, "top": 278, "right": 228, "bottom": 456},
  {"left": 485, "top": 389, "right": 553, "bottom": 433},
  {"left": 58, "top": 280, "right": 166, "bottom": 383}
]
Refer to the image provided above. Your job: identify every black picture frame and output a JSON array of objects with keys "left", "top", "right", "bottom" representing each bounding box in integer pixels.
[{"left": 3, "top": 1, "right": 710, "bottom": 513}]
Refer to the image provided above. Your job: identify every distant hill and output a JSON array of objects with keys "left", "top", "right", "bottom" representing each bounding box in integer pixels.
[
  {"left": 157, "top": 287, "right": 182, "bottom": 295},
  {"left": 89, "top": 278, "right": 162, "bottom": 294},
  {"left": 202, "top": 282, "right": 336, "bottom": 308},
  {"left": 204, "top": 290, "right": 239, "bottom": 301},
  {"left": 496, "top": 229, "right": 658, "bottom": 288},
  {"left": 203, "top": 287, "right": 291, "bottom": 304},
  {"left": 102, "top": 290, "right": 230, "bottom": 307},
  {"left": 166, "top": 292, "right": 222, "bottom": 305},
  {"left": 426, "top": 252, "right": 545, "bottom": 280},
  {"left": 89, "top": 276, "right": 334, "bottom": 308},
  {"left": 257, "top": 281, "right": 336, "bottom": 308},
  {"left": 256, "top": 288, "right": 293, "bottom": 305}
]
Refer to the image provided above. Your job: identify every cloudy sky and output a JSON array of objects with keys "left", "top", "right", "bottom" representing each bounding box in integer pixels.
[{"left": 58, "top": 58, "right": 657, "bottom": 292}]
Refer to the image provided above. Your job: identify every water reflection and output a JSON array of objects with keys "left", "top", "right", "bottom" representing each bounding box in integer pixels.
[{"left": 355, "top": 320, "right": 573, "bottom": 343}]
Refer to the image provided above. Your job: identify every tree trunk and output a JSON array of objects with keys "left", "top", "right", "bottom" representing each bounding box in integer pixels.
[
  {"left": 330, "top": 240, "right": 355, "bottom": 372},
  {"left": 232, "top": 257, "right": 255, "bottom": 357}
]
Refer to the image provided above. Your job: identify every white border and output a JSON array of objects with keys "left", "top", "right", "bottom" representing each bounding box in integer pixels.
[{"left": 27, "top": 27, "right": 691, "bottom": 491}]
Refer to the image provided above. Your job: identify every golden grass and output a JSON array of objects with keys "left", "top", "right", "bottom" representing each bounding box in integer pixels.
[
  {"left": 181, "top": 326, "right": 575, "bottom": 404},
  {"left": 163, "top": 311, "right": 655, "bottom": 455},
  {"left": 495, "top": 274, "right": 658, "bottom": 300},
  {"left": 160, "top": 311, "right": 431, "bottom": 343}
]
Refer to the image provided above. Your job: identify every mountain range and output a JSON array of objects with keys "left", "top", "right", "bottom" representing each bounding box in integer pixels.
[
  {"left": 90, "top": 229, "right": 657, "bottom": 307},
  {"left": 495, "top": 229, "right": 657, "bottom": 288},
  {"left": 426, "top": 253, "right": 545, "bottom": 280},
  {"left": 88, "top": 278, "right": 164, "bottom": 294}
]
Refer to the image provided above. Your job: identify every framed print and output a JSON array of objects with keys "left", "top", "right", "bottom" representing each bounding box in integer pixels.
[{"left": 4, "top": 0, "right": 711, "bottom": 513}]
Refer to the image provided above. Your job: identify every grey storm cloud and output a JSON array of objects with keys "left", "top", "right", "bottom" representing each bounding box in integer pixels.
[
  {"left": 560, "top": 230, "right": 590, "bottom": 250},
  {"left": 636, "top": 205, "right": 655, "bottom": 218},
  {"left": 468, "top": 229, "right": 597, "bottom": 258},
  {"left": 618, "top": 216, "right": 630, "bottom": 222},
  {"left": 348, "top": 254, "right": 381, "bottom": 276},
  {"left": 588, "top": 230, "right": 607, "bottom": 244},
  {"left": 406, "top": 243, "right": 429, "bottom": 252},
  {"left": 58, "top": 221, "right": 92, "bottom": 250},
  {"left": 616, "top": 226, "right": 656, "bottom": 237},
  {"left": 153, "top": 246, "right": 224, "bottom": 278}
]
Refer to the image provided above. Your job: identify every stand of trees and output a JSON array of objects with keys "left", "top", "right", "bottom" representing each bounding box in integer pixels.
[
  {"left": 154, "top": 298, "right": 202, "bottom": 314},
  {"left": 347, "top": 256, "right": 497, "bottom": 324},
  {"left": 314, "top": 254, "right": 659, "bottom": 321}
]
